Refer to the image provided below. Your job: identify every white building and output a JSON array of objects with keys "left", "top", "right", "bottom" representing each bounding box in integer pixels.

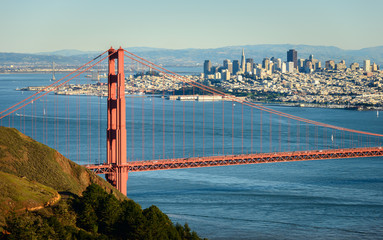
[
  {"left": 221, "top": 69, "right": 231, "bottom": 80},
  {"left": 276, "top": 58, "right": 282, "bottom": 70},
  {"left": 281, "top": 62, "right": 287, "bottom": 73},
  {"left": 364, "top": 60, "right": 371, "bottom": 72},
  {"left": 287, "top": 61, "right": 295, "bottom": 73}
]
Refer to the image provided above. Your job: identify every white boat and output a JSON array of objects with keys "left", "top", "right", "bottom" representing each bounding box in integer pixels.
[
  {"left": 377, "top": 111, "right": 379, "bottom": 118},
  {"left": 331, "top": 134, "right": 334, "bottom": 143}
]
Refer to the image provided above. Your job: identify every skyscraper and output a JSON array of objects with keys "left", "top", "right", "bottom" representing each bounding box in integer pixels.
[
  {"left": 204, "top": 60, "right": 211, "bottom": 75},
  {"left": 364, "top": 60, "right": 371, "bottom": 72},
  {"left": 287, "top": 49, "right": 298, "bottom": 69},
  {"left": 241, "top": 49, "right": 246, "bottom": 73},
  {"left": 223, "top": 59, "right": 233, "bottom": 73},
  {"left": 287, "top": 61, "right": 295, "bottom": 73},
  {"left": 262, "top": 58, "right": 270, "bottom": 70},
  {"left": 233, "top": 60, "right": 240, "bottom": 75},
  {"left": 245, "top": 58, "right": 254, "bottom": 73}
]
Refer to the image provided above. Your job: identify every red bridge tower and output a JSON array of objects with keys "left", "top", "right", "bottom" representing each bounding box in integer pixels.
[{"left": 106, "top": 47, "right": 128, "bottom": 195}]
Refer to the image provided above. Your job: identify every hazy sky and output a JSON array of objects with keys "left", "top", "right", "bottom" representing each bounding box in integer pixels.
[{"left": 1, "top": 0, "right": 382, "bottom": 53}]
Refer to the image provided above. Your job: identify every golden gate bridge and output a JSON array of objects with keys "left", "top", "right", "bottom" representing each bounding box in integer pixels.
[{"left": 1, "top": 47, "right": 382, "bottom": 196}]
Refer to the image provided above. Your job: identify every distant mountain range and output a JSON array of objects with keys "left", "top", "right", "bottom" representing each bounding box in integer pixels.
[{"left": 1, "top": 44, "right": 382, "bottom": 67}]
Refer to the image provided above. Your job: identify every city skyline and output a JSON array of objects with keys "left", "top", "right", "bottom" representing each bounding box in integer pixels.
[
  {"left": 1, "top": 0, "right": 383, "bottom": 53},
  {"left": 203, "top": 48, "right": 378, "bottom": 80}
]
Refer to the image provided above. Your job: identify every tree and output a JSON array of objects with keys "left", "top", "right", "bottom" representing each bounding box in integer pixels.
[{"left": 143, "top": 205, "right": 178, "bottom": 240}]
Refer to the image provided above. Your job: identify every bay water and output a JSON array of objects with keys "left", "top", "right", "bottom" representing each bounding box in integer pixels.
[{"left": 0, "top": 73, "right": 382, "bottom": 239}]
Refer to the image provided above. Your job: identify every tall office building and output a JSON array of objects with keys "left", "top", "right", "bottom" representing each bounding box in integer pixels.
[
  {"left": 241, "top": 49, "right": 246, "bottom": 73},
  {"left": 262, "top": 58, "right": 270, "bottom": 70},
  {"left": 364, "top": 60, "right": 371, "bottom": 72},
  {"left": 245, "top": 58, "right": 254, "bottom": 73},
  {"left": 281, "top": 62, "right": 287, "bottom": 73},
  {"left": 233, "top": 60, "right": 240, "bottom": 75},
  {"left": 204, "top": 60, "right": 211, "bottom": 75},
  {"left": 223, "top": 59, "right": 233, "bottom": 73},
  {"left": 287, "top": 49, "right": 298, "bottom": 69},
  {"left": 276, "top": 58, "right": 282, "bottom": 70},
  {"left": 221, "top": 69, "right": 231, "bottom": 80},
  {"left": 298, "top": 59, "right": 305, "bottom": 72},
  {"left": 287, "top": 61, "right": 295, "bottom": 73}
]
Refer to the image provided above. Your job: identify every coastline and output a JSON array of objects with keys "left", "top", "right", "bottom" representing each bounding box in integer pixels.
[
  {"left": 15, "top": 86, "right": 383, "bottom": 111},
  {"left": 253, "top": 101, "right": 383, "bottom": 111}
]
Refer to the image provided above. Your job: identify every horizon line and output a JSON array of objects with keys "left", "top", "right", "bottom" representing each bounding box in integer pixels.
[{"left": 1, "top": 43, "right": 383, "bottom": 55}]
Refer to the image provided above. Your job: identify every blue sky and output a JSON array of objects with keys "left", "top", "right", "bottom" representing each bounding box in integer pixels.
[{"left": 1, "top": 0, "right": 382, "bottom": 52}]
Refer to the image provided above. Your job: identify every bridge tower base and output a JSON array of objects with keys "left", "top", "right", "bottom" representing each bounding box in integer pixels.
[{"left": 106, "top": 47, "right": 128, "bottom": 195}]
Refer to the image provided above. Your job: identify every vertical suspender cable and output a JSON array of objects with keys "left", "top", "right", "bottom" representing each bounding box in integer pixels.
[
  {"left": 203, "top": 89, "right": 205, "bottom": 157},
  {"left": 88, "top": 92, "right": 91, "bottom": 164},
  {"left": 142, "top": 82, "right": 145, "bottom": 161},
  {"left": 131, "top": 60, "right": 135, "bottom": 161},
  {"left": 23, "top": 107, "right": 25, "bottom": 134},
  {"left": 131, "top": 84, "right": 135, "bottom": 160},
  {"left": 260, "top": 110, "right": 263, "bottom": 153},
  {"left": 251, "top": 107, "right": 253, "bottom": 153},
  {"left": 279, "top": 115, "right": 281, "bottom": 152},
  {"left": 297, "top": 121, "right": 300, "bottom": 151},
  {"left": 222, "top": 97, "right": 224, "bottom": 155},
  {"left": 173, "top": 90, "right": 175, "bottom": 159},
  {"left": 193, "top": 87, "right": 196, "bottom": 157},
  {"left": 323, "top": 128, "right": 326, "bottom": 149},
  {"left": 31, "top": 101, "right": 33, "bottom": 139},
  {"left": 42, "top": 96, "right": 45, "bottom": 144},
  {"left": 19, "top": 109, "right": 21, "bottom": 134},
  {"left": 269, "top": 112, "right": 272, "bottom": 153},
  {"left": 308, "top": 125, "right": 310, "bottom": 151},
  {"left": 315, "top": 126, "right": 318, "bottom": 149},
  {"left": 183, "top": 83, "right": 185, "bottom": 157},
  {"left": 232, "top": 101, "right": 234, "bottom": 155},
  {"left": 288, "top": 119, "right": 290, "bottom": 152},
  {"left": 55, "top": 89, "right": 57, "bottom": 150},
  {"left": 77, "top": 83, "right": 80, "bottom": 163},
  {"left": 241, "top": 102, "right": 243, "bottom": 154},
  {"left": 213, "top": 94, "right": 215, "bottom": 155},
  {"left": 152, "top": 90, "right": 155, "bottom": 160},
  {"left": 162, "top": 88, "right": 165, "bottom": 159},
  {"left": 98, "top": 87, "right": 101, "bottom": 164}
]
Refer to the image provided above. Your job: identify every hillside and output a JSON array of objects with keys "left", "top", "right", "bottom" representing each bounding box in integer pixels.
[
  {"left": 0, "top": 127, "right": 205, "bottom": 239},
  {"left": 0, "top": 126, "right": 124, "bottom": 198},
  {"left": 0, "top": 126, "right": 125, "bottom": 224},
  {"left": 0, "top": 171, "right": 59, "bottom": 225}
]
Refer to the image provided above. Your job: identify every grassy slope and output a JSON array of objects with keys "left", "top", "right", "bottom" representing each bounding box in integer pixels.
[
  {"left": 0, "top": 171, "right": 58, "bottom": 225},
  {"left": 0, "top": 126, "right": 126, "bottom": 224}
]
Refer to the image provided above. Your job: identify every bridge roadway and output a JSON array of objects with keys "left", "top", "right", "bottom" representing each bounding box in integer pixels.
[{"left": 85, "top": 147, "right": 383, "bottom": 174}]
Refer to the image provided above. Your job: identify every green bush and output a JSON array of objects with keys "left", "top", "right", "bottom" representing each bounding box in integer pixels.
[{"left": 4, "top": 183, "right": 206, "bottom": 239}]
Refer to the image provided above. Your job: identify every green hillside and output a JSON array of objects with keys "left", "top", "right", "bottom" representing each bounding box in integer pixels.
[
  {"left": 0, "top": 127, "right": 205, "bottom": 239},
  {"left": 0, "top": 126, "right": 125, "bottom": 198},
  {"left": 0, "top": 171, "right": 59, "bottom": 225},
  {"left": 0, "top": 126, "right": 125, "bottom": 227}
]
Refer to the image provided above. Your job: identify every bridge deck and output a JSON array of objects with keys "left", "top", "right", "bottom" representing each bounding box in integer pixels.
[{"left": 86, "top": 147, "right": 383, "bottom": 174}]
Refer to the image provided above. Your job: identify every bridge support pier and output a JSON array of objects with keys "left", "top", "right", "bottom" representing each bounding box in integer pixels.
[{"left": 106, "top": 47, "right": 128, "bottom": 196}]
